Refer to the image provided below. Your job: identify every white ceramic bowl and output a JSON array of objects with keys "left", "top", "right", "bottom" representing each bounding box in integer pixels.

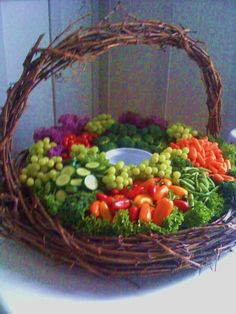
[{"left": 106, "top": 148, "right": 152, "bottom": 165}]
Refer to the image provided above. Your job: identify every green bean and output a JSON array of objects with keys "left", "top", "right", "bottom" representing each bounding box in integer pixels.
[
  {"left": 188, "top": 193, "right": 194, "bottom": 207},
  {"left": 182, "top": 177, "right": 195, "bottom": 185},
  {"left": 179, "top": 179, "right": 195, "bottom": 191},
  {"left": 199, "top": 175, "right": 209, "bottom": 190},
  {"left": 199, "top": 182, "right": 208, "bottom": 193}
]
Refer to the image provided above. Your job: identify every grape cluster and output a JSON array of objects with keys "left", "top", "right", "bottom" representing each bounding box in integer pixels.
[
  {"left": 102, "top": 146, "right": 191, "bottom": 191},
  {"left": 70, "top": 144, "right": 109, "bottom": 169},
  {"left": 167, "top": 123, "right": 198, "bottom": 139},
  {"left": 19, "top": 138, "right": 63, "bottom": 187},
  {"left": 102, "top": 161, "right": 133, "bottom": 190},
  {"left": 85, "top": 114, "right": 115, "bottom": 135}
]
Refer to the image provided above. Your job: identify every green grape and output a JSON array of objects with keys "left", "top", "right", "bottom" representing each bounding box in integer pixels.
[
  {"left": 116, "top": 161, "right": 124, "bottom": 170},
  {"left": 152, "top": 167, "right": 158, "bottom": 175},
  {"left": 44, "top": 143, "right": 51, "bottom": 151},
  {"left": 22, "top": 168, "right": 27, "bottom": 175},
  {"left": 151, "top": 153, "right": 159, "bottom": 163},
  {"left": 19, "top": 174, "right": 27, "bottom": 183},
  {"left": 121, "top": 172, "right": 129, "bottom": 179},
  {"left": 116, "top": 176, "right": 123, "bottom": 184},
  {"left": 159, "top": 155, "right": 166, "bottom": 163},
  {"left": 108, "top": 167, "right": 116, "bottom": 175},
  {"left": 41, "top": 165, "right": 48, "bottom": 173},
  {"left": 142, "top": 160, "right": 149, "bottom": 166},
  {"left": 123, "top": 178, "right": 129, "bottom": 186},
  {"left": 37, "top": 148, "right": 44, "bottom": 155},
  {"left": 128, "top": 178, "right": 133, "bottom": 185},
  {"left": 26, "top": 177, "right": 34, "bottom": 187},
  {"left": 163, "top": 152, "right": 171, "bottom": 159},
  {"left": 182, "top": 153, "right": 188, "bottom": 159},
  {"left": 47, "top": 159, "right": 55, "bottom": 168},
  {"left": 39, "top": 158, "right": 47, "bottom": 166},
  {"left": 159, "top": 163, "right": 167, "bottom": 171},
  {"left": 158, "top": 170, "right": 165, "bottom": 178},
  {"left": 145, "top": 167, "right": 152, "bottom": 175},
  {"left": 56, "top": 156, "right": 63, "bottom": 163},
  {"left": 138, "top": 164, "right": 146, "bottom": 171},
  {"left": 90, "top": 146, "right": 99, "bottom": 154},
  {"left": 31, "top": 155, "right": 38, "bottom": 163},
  {"left": 36, "top": 172, "right": 44, "bottom": 179},
  {"left": 34, "top": 179, "right": 42, "bottom": 188},
  {"left": 107, "top": 174, "right": 116, "bottom": 182},
  {"left": 49, "top": 169, "right": 58, "bottom": 180},
  {"left": 43, "top": 137, "right": 50, "bottom": 144},
  {"left": 106, "top": 182, "right": 117, "bottom": 190},
  {"left": 117, "top": 183, "right": 124, "bottom": 190},
  {"left": 132, "top": 168, "right": 140, "bottom": 176},
  {"left": 173, "top": 171, "right": 181, "bottom": 179},
  {"left": 55, "top": 162, "right": 63, "bottom": 171},
  {"left": 182, "top": 147, "right": 189, "bottom": 154},
  {"left": 71, "top": 144, "right": 80, "bottom": 153}
]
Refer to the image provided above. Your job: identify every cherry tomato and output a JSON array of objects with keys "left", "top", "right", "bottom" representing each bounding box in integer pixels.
[
  {"left": 90, "top": 201, "right": 100, "bottom": 218},
  {"left": 99, "top": 201, "right": 112, "bottom": 222},
  {"left": 129, "top": 205, "right": 139, "bottom": 222}
]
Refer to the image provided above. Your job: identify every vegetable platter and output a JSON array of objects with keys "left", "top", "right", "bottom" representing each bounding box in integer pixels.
[{"left": 1, "top": 7, "right": 236, "bottom": 277}]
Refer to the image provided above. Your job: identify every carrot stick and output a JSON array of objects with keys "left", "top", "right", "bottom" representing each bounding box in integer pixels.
[
  {"left": 221, "top": 174, "right": 235, "bottom": 181},
  {"left": 170, "top": 143, "right": 179, "bottom": 149},
  {"left": 225, "top": 159, "right": 231, "bottom": 171},
  {"left": 189, "top": 146, "right": 197, "bottom": 162},
  {"left": 208, "top": 164, "right": 218, "bottom": 174},
  {"left": 196, "top": 152, "right": 205, "bottom": 166},
  {"left": 210, "top": 174, "right": 224, "bottom": 183},
  {"left": 191, "top": 137, "right": 202, "bottom": 152}
]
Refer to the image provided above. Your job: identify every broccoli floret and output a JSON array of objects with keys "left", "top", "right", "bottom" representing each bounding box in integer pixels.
[
  {"left": 148, "top": 124, "right": 164, "bottom": 138},
  {"left": 108, "top": 123, "right": 120, "bottom": 134},
  {"left": 219, "top": 181, "right": 236, "bottom": 206},
  {"left": 152, "top": 140, "right": 168, "bottom": 153},
  {"left": 171, "top": 157, "right": 192, "bottom": 172},
  {"left": 93, "top": 135, "right": 110, "bottom": 146},
  {"left": 132, "top": 135, "right": 142, "bottom": 143},
  {"left": 106, "top": 133, "right": 118, "bottom": 142},
  {"left": 126, "top": 123, "right": 137, "bottom": 136},
  {"left": 135, "top": 140, "right": 150, "bottom": 151},
  {"left": 119, "top": 124, "right": 128, "bottom": 136},
  {"left": 117, "top": 136, "right": 135, "bottom": 148},
  {"left": 99, "top": 142, "right": 117, "bottom": 152},
  {"left": 137, "top": 128, "right": 148, "bottom": 136},
  {"left": 143, "top": 134, "right": 154, "bottom": 145}
]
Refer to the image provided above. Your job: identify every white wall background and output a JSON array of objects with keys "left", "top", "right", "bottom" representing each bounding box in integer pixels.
[{"left": 0, "top": 0, "right": 235, "bottom": 152}]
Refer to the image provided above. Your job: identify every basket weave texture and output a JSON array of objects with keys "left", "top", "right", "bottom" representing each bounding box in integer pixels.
[{"left": 0, "top": 11, "right": 235, "bottom": 277}]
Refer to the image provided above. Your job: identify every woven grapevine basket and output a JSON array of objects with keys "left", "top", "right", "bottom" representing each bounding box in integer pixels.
[{"left": 0, "top": 11, "right": 236, "bottom": 277}]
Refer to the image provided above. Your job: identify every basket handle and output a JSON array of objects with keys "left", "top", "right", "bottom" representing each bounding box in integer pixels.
[{"left": 0, "top": 19, "right": 222, "bottom": 155}]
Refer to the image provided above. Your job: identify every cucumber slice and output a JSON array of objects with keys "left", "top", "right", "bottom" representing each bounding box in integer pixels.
[
  {"left": 56, "top": 174, "right": 70, "bottom": 187},
  {"left": 61, "top": 166, "right": 75, "bottom": 177},
  {"left": 45, "top": 182, "right": 51, "bottom": 194},
  {"left": 65, "top": 186, "right": 78, "bottom": 194},
  {"left": 55, "top": 190, "right": 66, "bottom": 203},
  {"left": 84, "top": 175, "right": 98, "bottom": 190},
  {"left": 85, "top": 162, "right": 100, "bottom": 169},
  {"left": 70, "top": 178, "right": 83, "bottom": 187},
  {"left": 76, "top": 167, "right": 91, "bottom": 177}
]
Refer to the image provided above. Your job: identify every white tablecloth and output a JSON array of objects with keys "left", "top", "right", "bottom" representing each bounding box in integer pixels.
[{"left": 0, "top": 236, "right": 235, "bottom": 314}]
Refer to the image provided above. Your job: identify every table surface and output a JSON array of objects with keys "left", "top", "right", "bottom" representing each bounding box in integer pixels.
[{"left": 0, "top": 236, "right": 235, "bottom": 314}]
